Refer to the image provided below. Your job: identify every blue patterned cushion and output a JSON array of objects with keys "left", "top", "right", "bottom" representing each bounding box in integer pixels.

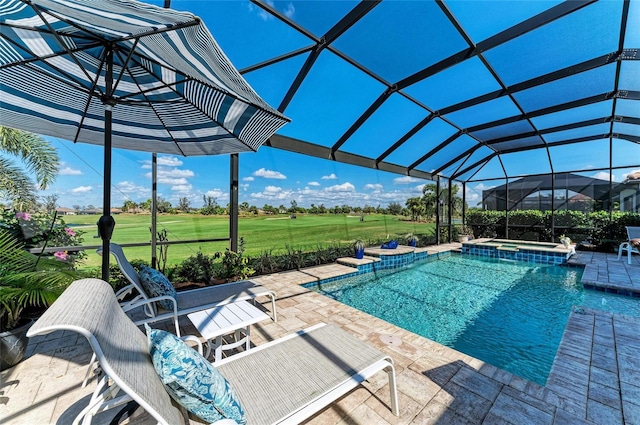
[
  {"left": 146, "top": 325, "right": 247, "bottom": 424},
  {"left": 138, "top": 266, "right": 177, "bottom": 310}
]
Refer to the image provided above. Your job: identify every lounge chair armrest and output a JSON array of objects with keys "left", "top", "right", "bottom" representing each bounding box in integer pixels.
[
  {"left": 122, "top": 295, "right": 177, "bottom": 314},
  {"left": 114, "top": 283, "right": 137, "bottom": 301},
  {"left": 123, "top": 296, "right": 181, "bottom": 336},
  {"left": 180, "top": 335, "right": 203, "bottom": 356}
]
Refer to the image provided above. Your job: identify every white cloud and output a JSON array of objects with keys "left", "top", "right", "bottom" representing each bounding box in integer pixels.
[
  {"left": 307, "top": 181, "right": 320, "bottom": 186},
  {"left": 205, "top": 189, "right": 228, "bottom": 200},
  {"left": 144, "top": 167, "right": 195, "bottom": 185},
  {"left": 325, "top": 182, "right": 355, "bottom": 192},
  {"left": 58, "top": 163, "right": 82, "bottom": 175},
  {"left": 250, "top": 186, "right": 294, "bottom": 201},
  {"left": 248, "top": 0, "right": 274, "bottom": 21},
  {"left": 115, "top": 181, "right": 147, "bottom": 194},
  {"left": 364, "top": 183, "right": 383, "bottom": 190},
  {"left": 393, "top": 176, "right": 419, "bottom": 184},
  {"left": 157, "top": 156, "right": 183, "bottom": 167},
  {"left": 159, "top": 168, "right": 194, "bottom": 178},
  {"left": 283, "top": 2, "right": 295, "bottom": 18},
  {"left": 140, "top": 156, "right": 184, "bottom": 169},
  {"left": 321, "top": 173, "right": 337, "bottom": 180},
  {"left": 253, "top": 168, "right": 286, "bottom": 179},
  {"left": 171, "top": 184, "right": 193, "bottom": 193},
  {"left": 70, "top": 186, "right": 92, "bottom": 193},
  {"left": 473, "top": 182, "right": 494, "bottom": 191},
  {"left": 264, "top": 185, "right": 282, "bottom": 193},
  {"left": 158, "top": 177, "right": 189, "bottom": 185},
  {"left": 243, "top": 176, "right": 255, "bottom": 181},
  {"left": 592, "top": 171, "right": 615, "bottom": 182}
]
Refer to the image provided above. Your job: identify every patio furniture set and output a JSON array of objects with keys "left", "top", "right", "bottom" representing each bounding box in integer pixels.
[{"left": 26, "top": 244, "right": 400, "bottom": 424}]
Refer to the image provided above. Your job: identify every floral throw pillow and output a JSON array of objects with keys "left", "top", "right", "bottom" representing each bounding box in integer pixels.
[
  {"left": 138, "top": 266, "right": 177, "bottom": 311},
  {"left": 146, "top": 325, "right": 247, "bottom": 424}
]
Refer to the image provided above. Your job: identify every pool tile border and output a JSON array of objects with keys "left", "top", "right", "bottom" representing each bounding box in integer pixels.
[{"left": 462, "top": 244, "right": 570, "bottom": 264}]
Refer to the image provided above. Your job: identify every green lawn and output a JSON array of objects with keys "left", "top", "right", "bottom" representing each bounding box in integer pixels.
[{"left": 65, "top": 213, "right": 435, "bottom": 269}]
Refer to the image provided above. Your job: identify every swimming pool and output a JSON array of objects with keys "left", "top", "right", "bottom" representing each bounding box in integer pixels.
[{"left": 306, "top": 255, "right": 640, "bottom": 386}]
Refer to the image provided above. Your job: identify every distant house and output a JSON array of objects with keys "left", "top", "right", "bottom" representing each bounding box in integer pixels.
[
  {"left": 55, "top": 207, "right": 76, "bottom": 215},
  {"left": 620, "top": 171, "right": 640, "bottom": 213}
]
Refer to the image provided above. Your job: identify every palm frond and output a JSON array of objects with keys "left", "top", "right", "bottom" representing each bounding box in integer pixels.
[
  {"left": 0, "top": 229, "right": 81, "bottom": 330},
  {"left": 0, "top": 229, "right": 34, "bottom": 274},
  {"left": 0, "top": 126, "right": 59, "bottom": 189},
  {"left": 0, "top": 158, "right": 37, "bottom": 210}
]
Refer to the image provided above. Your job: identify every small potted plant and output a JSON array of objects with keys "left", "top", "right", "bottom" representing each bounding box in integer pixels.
[
  {"left": 406, "top": 234, "right": 418, "bottom": 247},
  {"left": 559, "top": 234, "right": 572, "bottom": 249},
  {"left": 457, "top": 225, "right": 473, "bottom": 243},
  {"left": 353, "top": 239, "right": 365, "bottom": 259}
]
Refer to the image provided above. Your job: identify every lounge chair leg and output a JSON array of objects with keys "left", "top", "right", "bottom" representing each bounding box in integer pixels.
[
  {"left": 271, "top": 294, "right": 277, "bottom": 322},
  {"left": 385, "top": 364, "right": 400, "bottom": 416},
  {"left": 82, "top": 353, "right": 98, "bottom": 388}
]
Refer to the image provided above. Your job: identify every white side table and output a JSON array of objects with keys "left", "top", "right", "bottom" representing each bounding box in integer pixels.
[{"left": 188, "top": 300, "right": 270, "bottom": 362}]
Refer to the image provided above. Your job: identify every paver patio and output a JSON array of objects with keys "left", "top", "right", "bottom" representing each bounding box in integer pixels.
[{"left": 1, "top": 245, "right": 638, "bottom": 424}]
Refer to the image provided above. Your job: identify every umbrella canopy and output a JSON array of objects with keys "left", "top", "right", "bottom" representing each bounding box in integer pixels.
[{"left": 0, "top": 0, "right": 289, "bottom": 280}]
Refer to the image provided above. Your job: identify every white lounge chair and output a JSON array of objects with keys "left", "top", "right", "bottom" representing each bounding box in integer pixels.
[
  {"left": 27, "top": 279, "right": 399, "bottom": 425},
  {"left": 100, "top": 243, "right": 277, "bottom": 326},
  {"left": 617, "top": 226, "right": 640, "bottom": 264}
]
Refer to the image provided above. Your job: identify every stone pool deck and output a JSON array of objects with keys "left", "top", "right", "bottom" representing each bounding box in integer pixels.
[
  {"left": 1, "top": 244, "right": 638, "bottom": 424},
  {"left": 570, "top": 250, "right": 640, "bottom": 296}
]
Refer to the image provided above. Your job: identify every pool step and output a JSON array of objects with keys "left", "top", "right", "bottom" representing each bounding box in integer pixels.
[{"left": 337, "top": 255, "right": 380, "bottom": 269}]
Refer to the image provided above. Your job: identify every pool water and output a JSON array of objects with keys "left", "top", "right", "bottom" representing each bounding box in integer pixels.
[{"left": 307, "top": 255, "right": 640, "bottom": 385}]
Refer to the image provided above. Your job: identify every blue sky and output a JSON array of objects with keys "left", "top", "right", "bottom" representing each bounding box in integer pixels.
[
  {"left": 28, "top": 1, "right": 640, "bottom": 209},
  {"left": 41, "top": 137, "right": 439, "bottom": 209}
]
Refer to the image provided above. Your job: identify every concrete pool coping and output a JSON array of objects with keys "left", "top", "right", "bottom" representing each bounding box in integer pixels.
[{"left": 1, "top": 244, "right": 638, "bottom": 424}]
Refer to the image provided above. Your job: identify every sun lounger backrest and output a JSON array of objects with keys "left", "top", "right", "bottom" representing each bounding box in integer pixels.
[
  {"left": 628, "top": 226, "right": 640, "bottom": 241},
  {"left": 27, "top": 278, "right": 185, "bottom": 425},
  {"left": 100, "top": 243, "right": 148, "bottom": 298}
]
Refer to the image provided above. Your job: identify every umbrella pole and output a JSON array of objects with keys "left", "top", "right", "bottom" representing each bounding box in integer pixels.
[
  {"left": 151, "top": 153, "right": 157, "bottom": 269},
  {"left": 98, "top": 47, "right": 116, "bottom": 282}
]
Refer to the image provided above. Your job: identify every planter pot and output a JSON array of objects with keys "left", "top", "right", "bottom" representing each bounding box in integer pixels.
[
  {"left": 354, "top": 248, "right": 364, "bottom": 259},
  {"left": 458, "top": 235, "right": 470, "bottom": 243},
  {"left": 408, "top": 240, "right": 417, "bottom": 247},
  {"left": 1, "top": 319, "right": 33, "bottom": 371}
]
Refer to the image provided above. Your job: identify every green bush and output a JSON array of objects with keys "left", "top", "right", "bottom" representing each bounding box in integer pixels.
[
  {"left": 462, "top": 209, "right": 640, "bottom": 251},
  {"left": 168, "top": 251, "right": 217, "bottom": 284}
]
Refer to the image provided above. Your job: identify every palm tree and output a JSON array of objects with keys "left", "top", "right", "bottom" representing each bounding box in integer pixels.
[
  {"left": 0, "top": 126, "right": 60, "bottom": 211},
  {"left": 405, "top": 197, "right": 425, "bottom": 222}
]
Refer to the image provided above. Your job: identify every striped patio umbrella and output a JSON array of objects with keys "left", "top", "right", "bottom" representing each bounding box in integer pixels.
[{"left": 0, "top": 0, "right": 288, "bottom": 280}]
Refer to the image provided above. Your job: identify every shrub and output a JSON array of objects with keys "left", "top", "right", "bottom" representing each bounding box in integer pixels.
[
  {"left": 462, "top": 209, "right": 640, "bottom": 251},
  {"left": 168, "top": 251, "right": 217, "bottom": 284},
  {"left": 0, "top": 210, "right": 86, "bottom": 265}
]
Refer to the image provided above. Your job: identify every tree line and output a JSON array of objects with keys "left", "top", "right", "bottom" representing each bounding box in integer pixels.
[
  {"left": 119, "top": 185, "right": 467, "bottom": 221},
  {"left": 0, "top": 127, "right": 465, "bottom": 221}
]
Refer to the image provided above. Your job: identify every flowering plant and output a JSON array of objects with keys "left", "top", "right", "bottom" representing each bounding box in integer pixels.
[
  {"left": 0, "top": 209, "right": 86, "bottom": 265},
  {"left": 0, "top": 229, "right": 81, "bottom": 331}
]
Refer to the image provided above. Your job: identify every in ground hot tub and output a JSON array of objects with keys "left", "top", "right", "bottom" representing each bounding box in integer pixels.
[{"left": 461, "top": 238, "right": 574, "bottom": 264}]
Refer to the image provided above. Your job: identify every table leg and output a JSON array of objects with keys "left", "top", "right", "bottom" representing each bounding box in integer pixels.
[{"left": 214, "top": 336, "right": 223, "bottom": 362}]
